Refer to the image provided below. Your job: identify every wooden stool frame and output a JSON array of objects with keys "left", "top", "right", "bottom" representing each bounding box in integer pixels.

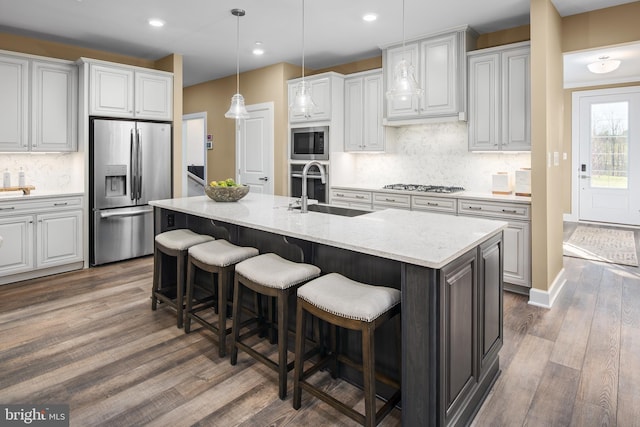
[{"left": 151, "top": 242, "right": 188, "bottom": 329}]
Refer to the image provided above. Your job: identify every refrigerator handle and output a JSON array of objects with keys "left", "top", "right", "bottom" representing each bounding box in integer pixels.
[
  {"left": 137, "top": 128, "right": 143, "bottom": 200},
  {"left": 130, "top": 129, "right": 136, "bottom": 201}
]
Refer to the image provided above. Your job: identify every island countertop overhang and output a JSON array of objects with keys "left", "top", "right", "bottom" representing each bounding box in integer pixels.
[{"left": 150, "top": 193, "right": 507, "bottom": 270}]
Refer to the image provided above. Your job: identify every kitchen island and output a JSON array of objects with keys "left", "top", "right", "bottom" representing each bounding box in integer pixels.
[{"left": 150, "top": 193, "right": 507, "bottom": 427}]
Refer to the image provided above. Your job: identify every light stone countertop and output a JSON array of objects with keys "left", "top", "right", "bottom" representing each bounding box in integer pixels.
[
  {"left": 150, "top": 193, "right": 507, "bottom": 270},
  {"left": 331, "top": 184, "right": 532, "bottom": 204},
  {"left": 0, "top": 191, "right": 85, "bottom": 202}
]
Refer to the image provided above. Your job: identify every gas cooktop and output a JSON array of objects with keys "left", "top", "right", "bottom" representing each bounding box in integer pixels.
[{"left": 383, "top": 184, "right": 465, "bottom": 193}]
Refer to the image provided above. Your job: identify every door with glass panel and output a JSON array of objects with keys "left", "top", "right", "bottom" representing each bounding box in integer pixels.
[{"left": 578, "top": 87, "right": 640, "bottom": 225}]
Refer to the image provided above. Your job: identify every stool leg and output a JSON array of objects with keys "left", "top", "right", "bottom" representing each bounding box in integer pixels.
[
  {"left": 184, "top": 257, "right": 195, "bottom": 334},
  {"left": 217, "top": 268, "right": 229, "bottom": 358},
  {"left": 362, "top": 322, "right": 376, "bottom": 427},
  {"left": 329, "top": 324, "right": 338, "bottom": 379},
  {"left": 151, "top": 245, "right": 160, "bottom": 310},
  {"left": 176, "top": 252, "right": 185, "bottom": 329},
  {"left": 277, "top": 290, "right": 288, "bottom": 400},
  {"left": 293, "top": 300, "right": 306, "bottom": 410},
  {"left": 230, "top": 276, "right": 243, "bottom": 366}
]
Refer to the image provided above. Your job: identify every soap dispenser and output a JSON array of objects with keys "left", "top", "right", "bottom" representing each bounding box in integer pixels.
[
  {"left": 18, "top": 167, "right": 25, "bottom": 187},
  {"left": 2, "top": 168, "right": 10, "bottom": 188}
]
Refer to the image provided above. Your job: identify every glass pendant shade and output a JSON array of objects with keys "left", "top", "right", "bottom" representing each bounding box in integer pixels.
[
  {"left": 587, "top": 56, "right": 621, "bottom": 74},
  {"left": 290, "top": 80, "right": 317, "bottom": 115},
  {"left": 225, "top": 93, "right": 250, "bottom": 119},
  {"left": 386, "top": 59, "right": 423, "bottom": 101}
]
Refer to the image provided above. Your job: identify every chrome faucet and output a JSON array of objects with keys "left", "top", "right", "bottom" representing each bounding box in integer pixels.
[{"left": 300, "top": 161, "right": 326, "bottom": 213}]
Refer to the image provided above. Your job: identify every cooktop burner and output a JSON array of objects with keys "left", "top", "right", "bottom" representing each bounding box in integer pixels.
[{"left": 383, "top": 183, "right": 465, "bottom": 193}]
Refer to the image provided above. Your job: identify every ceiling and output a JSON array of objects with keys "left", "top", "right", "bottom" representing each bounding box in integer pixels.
[{"left": 0, "top": 0, "right": 637, "bottom": 87}]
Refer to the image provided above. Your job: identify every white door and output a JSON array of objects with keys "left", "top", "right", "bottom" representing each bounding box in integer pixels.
[
  {"left": 576, "top": 87, "right": 640, "bottom": 225},
  {"left": 182, "top": 112, "right": 207, "bottom": 197},
  {"left": 236, "top": 103, "right": 274, "bottom": 194}
]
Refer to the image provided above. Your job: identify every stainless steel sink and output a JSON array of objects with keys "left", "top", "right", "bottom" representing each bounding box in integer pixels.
[{"left": 294, "top": 203, "right": 371, "bottom": 217}]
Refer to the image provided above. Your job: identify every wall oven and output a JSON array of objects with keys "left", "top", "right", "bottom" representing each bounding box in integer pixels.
[
  {"left": 290, "top": 126, "right": 329, "bottom": 160},
  {"left": 290, "top": 163, "right": 328, "bottom": 204}
]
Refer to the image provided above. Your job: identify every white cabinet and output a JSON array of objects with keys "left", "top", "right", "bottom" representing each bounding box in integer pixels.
[
  {"left": 288, "top": 75, "right": 333, "bottom": 123},
  {"left": 330, "top": 188, "right": 372, "bottom": 210},
  {"left": 344, "top": 69, "right": 385, "bottom": 152},
  {"left": 468, "top": 42, "right": 530, "bottom": 151},
  {"left": 89, "top": 62, "right": 173, "bottom": 120},
  {"left": 457, "top": 198, "right": 531, "bottom": 288},
  {"left": 372, "top": 192, "right": 411, "bottom": 211},
  {"left": 0, "top": 195, "right": 84, "bottom": 285},
  {"left": 382, "top": 27, "right": 475, "bottom": 124},
  {"left": 0, "top": 52, "right": 77, "bottom": 152},
  {"left": 411, "top": 195, "right": 457, "bottom": 215}
]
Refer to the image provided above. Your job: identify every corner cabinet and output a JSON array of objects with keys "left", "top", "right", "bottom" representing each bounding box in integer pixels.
[
  {"left": 88, "top": 61, "right": 173, "bottom": 121},
  {"left": 0, "top": 51, "right": 77, "bottom": 152},
  {"left": 382, "top": 27, "right": 477, "bottom": 125},
  {"left": 0, "top": 195, "right": 84, "bottom": 285},
  {"left": 288, "top": 72, "right": 344, "bottom": 123},
  {"left": 468, "top": 41, "right": 530, "bottom": 151},
  {"left": 344, "top": 69, "right": 385, "bottom": 152}
]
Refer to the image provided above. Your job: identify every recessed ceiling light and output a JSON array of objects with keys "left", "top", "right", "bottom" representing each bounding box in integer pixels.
[
  {"left": 148, "top": 18, "right": 165, "bottom": 28},
  {"left": 252, "top": 42, "right": 265, "bottom": 56},
  {"left": 363, "top": 13, "right": 378, "bottom": 22}
]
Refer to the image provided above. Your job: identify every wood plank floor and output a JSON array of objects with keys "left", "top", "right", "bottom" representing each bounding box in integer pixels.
[{"left": 1, "top": 224, "right": 639, "bottom": 426}]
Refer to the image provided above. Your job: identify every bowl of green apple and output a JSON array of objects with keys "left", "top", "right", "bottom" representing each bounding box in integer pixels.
[{"left": 205, "top": 178, "right": 249, "bottom": 202}]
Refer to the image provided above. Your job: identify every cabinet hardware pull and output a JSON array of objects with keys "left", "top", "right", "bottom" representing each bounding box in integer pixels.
[
  {"left": 54, "top": 202, "right": 69, "bottom": 206},
  {"left": 501, "top": 209, "right": 517, "bottom": 214},
  {"left": 335, "top": 193, "right": 344, "bottom": 197},
  {"left": 468, "top": 206, "right": 482, "bottom": 210},
  {"left": 0, "top": 206, "right": 16, "bottom": 211},
  {"left": 427, "top": 202, "right": 439, "bottom": 206},
  {"left": 355, "top": 195, "right": 365, "bottom": 199},
  {"left": 385, "top": 198, "right": 396, "bottom": 202}
]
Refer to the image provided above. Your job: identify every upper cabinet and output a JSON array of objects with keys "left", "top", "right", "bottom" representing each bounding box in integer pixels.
[
  {"left": 468, "top": 41, "right": 531, "bottom": 151},
  {"left": 382, "top": 26, "right": 477, "bottom": 125},
  {"left": 344, "top": 69, "right": 385, "bottom": 152},
  {"left": 88, "top": 61, "right": 173, "bottom": 121},
  {"left": 287, "top": 72, "right": 344, "bottom": 124},
  {"left": 0, "top": 51, "right": 77, "bottom": 152}
]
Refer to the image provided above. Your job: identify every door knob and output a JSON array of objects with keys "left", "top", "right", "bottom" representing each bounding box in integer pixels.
[{"left": 258, "top": 176, "right": 269, "bottom": 182}]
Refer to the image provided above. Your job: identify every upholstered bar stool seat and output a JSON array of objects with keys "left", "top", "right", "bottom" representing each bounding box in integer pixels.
[
  {"left": 184, "top": 239, "right": 259, "bottom": 357},
  {"left": 151, "top": 229, "right": 214, "bottom": 328},
  {"left": 230, "top": 253, "right": 321, "bottom": 400},
  {"left": 293, "top": 273, "right": 401, "bottom": 427}
]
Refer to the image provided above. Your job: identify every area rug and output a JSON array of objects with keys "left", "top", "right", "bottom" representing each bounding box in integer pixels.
[{"left": 563, "top": 226, "right": 638, "bottom": 267}]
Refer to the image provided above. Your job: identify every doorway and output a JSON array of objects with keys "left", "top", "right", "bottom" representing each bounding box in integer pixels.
[
  {"left": 235, "top": 102, "right": 274, "bottom": 194},
  {"left": 182, "top": 112, "right": 207, "bottom": 197},
  {"left": 573, "top": 86, "right": 640, "bottom": 226}
]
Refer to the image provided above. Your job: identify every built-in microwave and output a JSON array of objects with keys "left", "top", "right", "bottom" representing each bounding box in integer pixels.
[{"left": 290, "top": 126, "right": 329, "bottom": 160}]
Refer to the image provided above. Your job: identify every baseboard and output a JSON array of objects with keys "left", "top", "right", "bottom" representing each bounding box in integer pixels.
[{"left": 528, "top": 267, "right": 566, "bottom": 309}]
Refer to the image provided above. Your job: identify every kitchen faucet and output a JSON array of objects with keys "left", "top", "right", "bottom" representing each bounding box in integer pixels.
[{"left": 300, "top": 161, "right": 326, "bottom": 213}]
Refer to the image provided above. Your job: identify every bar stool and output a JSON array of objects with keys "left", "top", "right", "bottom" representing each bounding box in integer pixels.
[
  {"left": 184, "top": 239, "right": 259, "bottom": 357},
  {"left": 230, "top": 252, "right": 321, "bottom": 400},
  {"left": 151, "top": 229, "right": 214, "bottom": 328},
  {"left": 293, "top": 273, "right": 401, "bottom": 427}
]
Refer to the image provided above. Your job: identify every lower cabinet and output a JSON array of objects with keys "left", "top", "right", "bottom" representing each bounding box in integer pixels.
[{"left": 0, "top": 196, "right": 84, "bottom": 284}]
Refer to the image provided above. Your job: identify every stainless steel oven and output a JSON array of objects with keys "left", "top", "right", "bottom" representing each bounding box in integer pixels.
[
  {"left": 290, "top": 126, "right": 329, "bottom": 161},
  {"left": 290, "top": 163, "right": 328, "bottom": 204}
]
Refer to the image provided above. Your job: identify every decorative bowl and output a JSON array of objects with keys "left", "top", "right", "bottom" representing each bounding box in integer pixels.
[{"left": 205, "top": 184, "right": 249, "bottom": 202}]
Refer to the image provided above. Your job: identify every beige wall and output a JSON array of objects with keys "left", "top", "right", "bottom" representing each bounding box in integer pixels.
[{"left": 476, "top": 25, "right": 531, "bottom": 49}]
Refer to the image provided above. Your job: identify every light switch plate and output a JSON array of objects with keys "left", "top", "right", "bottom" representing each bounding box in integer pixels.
[{"left": 554, "top": 152, "right": 560, "bottom": 166}]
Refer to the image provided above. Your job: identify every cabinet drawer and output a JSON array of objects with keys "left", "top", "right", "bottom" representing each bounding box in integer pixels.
[
  {"left": 372, "top": 192, "right": 411, "bottom": 209},
  {"left": 458, "top": 199, "right": 530, "bottom": 220},
  {"left": 412, "top": 195, "right": 457, "bottom": 214},
  {"left": 0, "top": 196, "right": 83, "bottom": 216},
  {"left": 331, "top": 189, "right": 372, "bottom": 204}
]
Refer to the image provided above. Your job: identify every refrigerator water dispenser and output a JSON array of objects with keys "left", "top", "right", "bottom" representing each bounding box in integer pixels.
[{"left": 104, "top": 164, "right": 127, "bottom": 197}]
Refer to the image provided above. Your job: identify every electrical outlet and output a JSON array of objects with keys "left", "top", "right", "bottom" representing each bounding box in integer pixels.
[
  {"left": 554, "top": 152, "right": 560, "bottom": 166},
  {"left": 167, "top": 213, "right": 175, "bottom": 227}
]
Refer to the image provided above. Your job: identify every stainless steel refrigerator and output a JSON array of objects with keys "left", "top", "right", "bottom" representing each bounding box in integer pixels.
[{"left": 90, "top": 118, "right": 172, "bottom": 266}]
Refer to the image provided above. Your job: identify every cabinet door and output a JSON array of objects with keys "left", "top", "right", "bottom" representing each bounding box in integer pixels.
[
  {"left": 468, "top": 53, "right": 500, "bottom": 151},
  {"left": 344, "top": 77, "right": 363, "bottom": 151},
  {"left": 36, "top": 210, "right": 83, "bottom": 268},
  {"left": 90, "top": 64, "right": 134, "bottom": 117},
  {"left": 503, "top": 220, "right": 530, "bottom": 286},
  {"left": 479, "top": 235, "right": 503, "bottom": 374},
  {"left": 288, "top": 77, "right": 331, "bottom": 123},
  {"left": 440, "top": 250, "right": 478, "bottom": 420},
  {"left": 384, "top": 43, "right": 420, "bottom": 119},
  {"left": 420, "top": 34, "right": 457, "bottom": 116},
  {"left": 501, "top": 47, "right": 531, "bottom": 150},
  {"left": 0, "top": 215, "right": 34, "bottom": 276},
  {"left": 0, "top": 55, "right": 29, "bottom": 151},
  {"left": 135, "top": 71, "right": 173, "bottom": 120},
  {"left": 362, "top": 73, "right": 385, "bottom": 151},
  {"left": 31, "top": 61, "right": 78, "bottom": 152}
]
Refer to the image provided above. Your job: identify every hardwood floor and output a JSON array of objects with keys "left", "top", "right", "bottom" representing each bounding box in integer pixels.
[{"left": 1, "top": 226, "right": 639, "bottom": 426}]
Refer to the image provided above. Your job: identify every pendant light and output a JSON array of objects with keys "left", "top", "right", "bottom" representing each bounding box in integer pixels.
[
  {"left": 225, "top": 8, "right": 250, "bottom": 120},
  {"left": 289, "top": 0, "right": 317, "bottom": 117},
  {"left": 386, "top": 0, "right": 422, "bottom": 101}
]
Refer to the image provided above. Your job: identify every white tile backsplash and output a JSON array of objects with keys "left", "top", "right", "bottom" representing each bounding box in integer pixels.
[
  {"left": 331, "top": 122, "right": 531, "bottom": 192},
  {"left": 0, "top": 152, "right": 84, "bottom": 193}
]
